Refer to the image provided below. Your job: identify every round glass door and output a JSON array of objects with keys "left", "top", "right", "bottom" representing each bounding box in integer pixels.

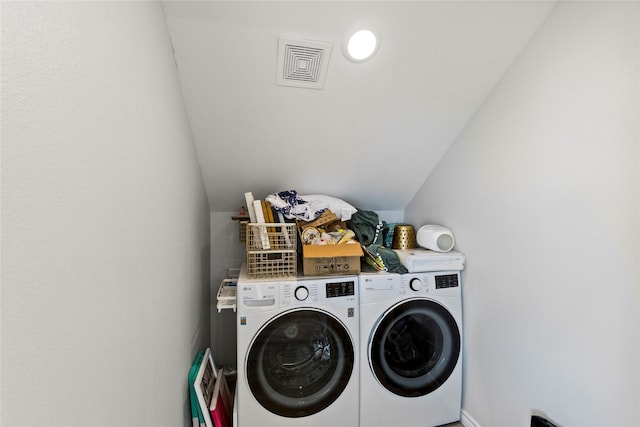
[
  {"left": 369, "top": 298, "right": 460, "bottom": 397},
  {"left": 246, "top": 308, "right": 354, "bottom": 417}
]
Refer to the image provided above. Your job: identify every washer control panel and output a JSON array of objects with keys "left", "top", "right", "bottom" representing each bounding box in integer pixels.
[
  {"left": 280, "top": 277, "right": 358, "bottom": 307},
  {"left": 282, "top": 283, "right": 319, "bottom": 306},
  {"left": 400, "top": 272, "right": 461, "bottom": 296},
  {"left": 326, "top": 280, "right": 355, "bottom": 298},
  {"left": 400, "top": 275, "right": 429, "bottom": 295},
  {"left": 435, "top": 274, "right": 459, "bottom": 289}
]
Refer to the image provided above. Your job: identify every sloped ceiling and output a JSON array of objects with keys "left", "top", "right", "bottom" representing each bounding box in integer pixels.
[{"left": 162, "top": 1, "right": 556, "bottom": 213}]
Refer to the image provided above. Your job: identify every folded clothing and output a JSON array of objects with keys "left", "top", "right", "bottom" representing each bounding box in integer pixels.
[
  {"left": 394, "top": 248, "right": 465, "bottom": 273},
  {"left": 369, "top": 244, "right": 408, "bottom": 274}
]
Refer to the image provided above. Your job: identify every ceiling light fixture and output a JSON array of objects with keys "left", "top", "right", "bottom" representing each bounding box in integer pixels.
[{"left": 344, "top": 28, "right": 380, "bottom": 62}]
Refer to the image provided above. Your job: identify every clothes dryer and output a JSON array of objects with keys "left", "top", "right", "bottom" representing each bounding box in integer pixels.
[
  {"left": 359, "top": 271, "right": 462, "bottom": 427},
  {"left": 236, "top": 266, "right": 359, "bottom": 427}
]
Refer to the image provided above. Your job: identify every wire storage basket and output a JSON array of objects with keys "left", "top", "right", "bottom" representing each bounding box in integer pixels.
[
  {"left": 238, "top": 220, "right": 248, "bottom": 242},
  {"left": 246, "top": 223, "right": 297, "bottom": 278}
]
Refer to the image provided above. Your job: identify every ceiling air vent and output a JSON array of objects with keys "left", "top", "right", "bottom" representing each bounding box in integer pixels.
[{"left": 276, "top": 36, "right": 332, "bottom": 90}]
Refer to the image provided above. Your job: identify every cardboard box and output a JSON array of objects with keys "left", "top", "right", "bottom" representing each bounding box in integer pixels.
[{"left": 302, "top": 243, "right": 363, "bottom": 276}]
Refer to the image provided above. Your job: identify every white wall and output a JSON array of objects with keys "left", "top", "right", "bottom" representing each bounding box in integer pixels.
[
  {"left": 209, "top": 211, "right": 246, "bottom": 369},
  {"left": 405, "top": 2, "right": 639, "bottom": 426},
  {"left": 1, "top": 2, "right": 210, "bottom": 426}
]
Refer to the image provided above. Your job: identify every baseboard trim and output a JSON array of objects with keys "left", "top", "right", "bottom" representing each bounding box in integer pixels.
[{"left": 460, "top": 409, "right": 481, "bottom": 427}]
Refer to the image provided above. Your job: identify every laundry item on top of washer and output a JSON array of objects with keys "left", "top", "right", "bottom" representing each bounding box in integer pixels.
[
  {"left": 382, "top": 222, "right": 399, "bottom": 247},
  {"left": 394, "top": 248, "right": 465, "bottom": 273},
  {"left": 416, "top": 224, "right": 455, "bottom": 252},
  {"left": 266, "top": 191, "right": 359, "bottom": 222},
  {"left": 364, "top": 244, "right": 408, "bottom": 274},
  {"left": 266, "top": 190, "right": 327, "bottom": 221},
  {"left": 347, "top": 210, "right": 382, "bottom": 246},
  {"left": 347, "top": 210, "right": 408, "bottom": 274},
  {"left": 298, "top": 194, "right": 358, "bottom": 221}
]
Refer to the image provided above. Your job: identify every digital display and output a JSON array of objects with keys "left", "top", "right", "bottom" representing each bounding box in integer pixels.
[
  {"left": 435, "top": 274, "right": 459, "bottom": 289},
  {"left": 326, "top": 280, "right": 355, "bottom": 298}
]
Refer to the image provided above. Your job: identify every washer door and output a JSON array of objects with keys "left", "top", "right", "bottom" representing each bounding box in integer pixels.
[
  {"left": 246, "top": 308, "right": 354, "bottom": 417},
  {"left": 369, "top": 298, "right": 460, "bottom": 397}
]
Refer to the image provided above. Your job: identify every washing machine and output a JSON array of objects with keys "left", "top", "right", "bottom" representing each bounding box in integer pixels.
[
  {"left": 359, "top": 270, "right": 462, "bottom": 427},
  {"left": 236, "top": 266, "right": 359, "bottom": 427}
]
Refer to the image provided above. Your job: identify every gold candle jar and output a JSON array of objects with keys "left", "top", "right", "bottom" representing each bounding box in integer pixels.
[{"left": 391, "top": 225, "right": 417, "bottom": 249}]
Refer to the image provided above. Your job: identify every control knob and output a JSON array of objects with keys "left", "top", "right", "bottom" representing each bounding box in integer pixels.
[
  {"left": 409, "top": 278, "right": 423, "bottom": 291},
  {"left": 295, "top": 286, "right": 309, "bottom": 301}
]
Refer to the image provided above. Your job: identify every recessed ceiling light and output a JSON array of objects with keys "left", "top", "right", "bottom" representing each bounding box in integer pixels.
[{"left": 345, "top": 28, "right": 379, "bottom": 62}]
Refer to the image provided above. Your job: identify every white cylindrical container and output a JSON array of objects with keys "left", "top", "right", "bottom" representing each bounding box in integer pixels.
[{"left": 416, "top": 225, "right": 455, "bottom": 252}]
